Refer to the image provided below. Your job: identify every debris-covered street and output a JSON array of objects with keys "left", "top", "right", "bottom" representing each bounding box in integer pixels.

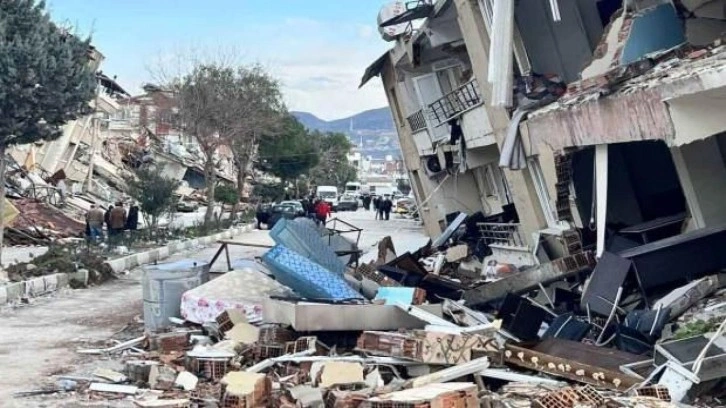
[{"left": 3, "top": 0, "right": 726, "bottom": 407}]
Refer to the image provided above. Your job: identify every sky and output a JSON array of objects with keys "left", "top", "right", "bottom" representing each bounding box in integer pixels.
[{"left": 46, "top": 0, "right": 393, "bottom": 121}]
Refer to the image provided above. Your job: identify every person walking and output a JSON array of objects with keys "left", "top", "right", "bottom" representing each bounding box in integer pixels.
[
  {"left": 382, "top": 195, "right": 393, "bottom": 221},
  {"left": 109, "top": 202, "right": 127, "bottom": 244},
  {"left": 363, "top": 195, "right": 371, "bottom": 211},
  {"left": 373, "top": 195, "right": 381, "bottom": 220},
  {"left": 104, "top": 205, "right": 112, "bottom": 233},
  {"left": 315, "top": 199, "right": 331, "bottom": 226},
  {"left": 125, "top": 203, "right": 139, "bottom": 231},
  {"left": 86, "top": 204, "right": 105, "bottom": 243}
]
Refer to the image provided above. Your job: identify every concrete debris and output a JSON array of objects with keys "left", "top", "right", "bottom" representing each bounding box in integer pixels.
[
  {"left": 89, "top": 382, "right": 139, "bottom": 395},
  {"left": 49, "top": 209, "right": 726, "bottom": 407},
  {"left": 316, "top": 361, "right": 364, "bottom": 388},
  {"left": 174, "top": 371, "right": 198, "bottom": 391}
]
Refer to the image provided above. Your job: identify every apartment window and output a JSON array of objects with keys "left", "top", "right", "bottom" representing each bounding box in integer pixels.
[{"left": 528, "top": 156, "right": 557, "bottom": 227}]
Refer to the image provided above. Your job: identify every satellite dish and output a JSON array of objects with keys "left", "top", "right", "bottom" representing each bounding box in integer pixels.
[{"left": 378, "top": 2, "right": 407, "bottom": 42}]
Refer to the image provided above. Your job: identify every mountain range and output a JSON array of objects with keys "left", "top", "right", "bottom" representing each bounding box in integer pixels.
[{"left": 292, "top": 108, "right": 401, "bottom": 159}]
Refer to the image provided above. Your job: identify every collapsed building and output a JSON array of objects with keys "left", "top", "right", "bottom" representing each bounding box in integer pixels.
[{"left": 361, "top": 0, "right": 726, "bottom": 271}]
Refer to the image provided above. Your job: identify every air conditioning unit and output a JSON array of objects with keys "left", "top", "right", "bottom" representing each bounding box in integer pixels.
[{"left": 423, "top": 154, "right": 445, "bottom": 178}]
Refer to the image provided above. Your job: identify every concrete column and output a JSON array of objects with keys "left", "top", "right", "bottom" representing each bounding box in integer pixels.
[
  {"left": 671, "top": 137, "right": 726, "bottom": 229},
  {"left": 454, "top": 0, "right": 548, "bottom": 246}
]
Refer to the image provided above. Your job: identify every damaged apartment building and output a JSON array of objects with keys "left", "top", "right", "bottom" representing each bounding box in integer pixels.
[
  {"left": 362, "top": 0, "right": 726, "bottom": 271},
  {"left": 8, "top": 47, "right": 131, "bottom": 202}
]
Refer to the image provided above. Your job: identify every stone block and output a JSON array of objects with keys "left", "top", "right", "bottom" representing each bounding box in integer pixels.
[
  {"left": 69, "top": 269, "right": 90, "bottom": 286},
  {"left": 5, "top": 281, "right": 24, "bottom": 302}
]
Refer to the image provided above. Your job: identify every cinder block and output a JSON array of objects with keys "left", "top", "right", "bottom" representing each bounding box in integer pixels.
[
  {"left": 0, "top": 286, "right": 8, "bottom": 304},
  {"left": 56, "top": 273, "right": 70, "bottom": 288},
  {"left": 25, "top": 277, "right": 46, "bottom": 297},
  {"left": 5, "top": 281, "right": 24, "bottom": 302},
  {"left": 43, "top": 274, "right": 59, "bottom": 292},
  {"left": 68, "top": 269, "right": 89, "bottom": 286}
]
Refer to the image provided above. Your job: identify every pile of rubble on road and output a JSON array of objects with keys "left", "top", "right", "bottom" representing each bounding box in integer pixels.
[
  {"left": 5, "top": 245, "right": 115, "bottom": 286},
  {"left": 23, "top": 216, "right": 726, "bottom": 407}
]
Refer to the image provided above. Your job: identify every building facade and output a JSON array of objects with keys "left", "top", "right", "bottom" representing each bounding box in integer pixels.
[{"left": 364, "top": 0, "right": 726, "bottom": 267}]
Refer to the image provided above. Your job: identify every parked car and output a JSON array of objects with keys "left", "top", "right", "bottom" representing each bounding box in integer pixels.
[
  {"left": 279, "top": 200, "right": 306, "bottom": 217},
  {"left": 337, "top": 194, "right": 359, "bottom": 211},
  {"left": 267, "top": 203, "right": 299, "bottom": 229},
  {"left": 395, "top": 197, "right": 414, "bottom": 214},
  {"left": 176, "top": 198, "right": 199, "bottom": 212}
]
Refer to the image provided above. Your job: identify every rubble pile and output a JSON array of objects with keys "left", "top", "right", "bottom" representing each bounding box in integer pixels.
[
  {"left": 6, "top": 198, "right": 86, "bottom": 245},
  {"left": 20, "top": 217, "right": 726, "bottom": 407},
  {"left": 6, "top": 245, "right": 115, "bottom": 285}
]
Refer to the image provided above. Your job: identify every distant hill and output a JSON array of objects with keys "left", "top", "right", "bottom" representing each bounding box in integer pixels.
[{"left": 292, "top": 108, "right": 400, "bottom": 159}]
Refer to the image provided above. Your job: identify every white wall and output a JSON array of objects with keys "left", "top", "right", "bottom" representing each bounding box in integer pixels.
[
  {"left": 673, "top": 135, "right": 726, "bottom": 228},
  {"left": 460, "top": 105, "right": 495, "bottom": 149}
]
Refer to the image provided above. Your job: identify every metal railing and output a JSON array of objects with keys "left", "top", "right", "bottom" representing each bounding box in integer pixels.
[
  {"left": 429, "top": 80, "right": 483, "bottom": 126},
  {"left": 406, "top": 109, "right": 428, "bottom": 132},
  {"left": 477, "top": 222, "right": 526, "bottom": 247}
]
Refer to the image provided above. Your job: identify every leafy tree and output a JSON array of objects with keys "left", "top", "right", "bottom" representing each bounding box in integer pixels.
[
  {"left": 214, "top": 183, "right": 239, "bottom": 206},
  {"left": 0, "top": 0, "right": 97, "bottom": 265},
  {"left": 257, "top": 115, "right": 319, "bottom": 192},
  {"left": 174, "top": 65, "right": 230, "bottom": 225},
  {"left": 309, "top": 131, "right": 357, "bottom": 189},
  {"left": 125, "top": 166, "right": 181, "bottom": 238},
  {"left": 218, "top": 66, "right": 285, "bottom": 218}
]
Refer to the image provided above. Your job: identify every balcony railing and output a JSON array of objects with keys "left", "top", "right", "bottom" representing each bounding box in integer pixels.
[
  {"left": 429, "top": 80, "right": 483, "bottom": 126},
  {"left": 477, "top": 222, "right": 526, "bottom": 247},
  {"left": 406, "top": 109, "right": 428, "bottom": 133}
]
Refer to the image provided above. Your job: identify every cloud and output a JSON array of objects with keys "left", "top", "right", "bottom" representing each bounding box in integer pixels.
[{"left": 250, "top": 18, "right": 391, "bottom": 120}]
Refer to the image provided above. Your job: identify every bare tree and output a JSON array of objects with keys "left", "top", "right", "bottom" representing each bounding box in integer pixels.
[
  {"left": 219, "top": 65, "right": 285, "bottom": 218},
  {"left": 175, "top": 65, "right": 230, "bottom": 225}
]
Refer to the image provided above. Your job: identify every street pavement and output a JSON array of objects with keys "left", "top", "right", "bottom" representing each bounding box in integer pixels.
[{"left": 0, "top": 208, "right": 427, "bottom": 404}]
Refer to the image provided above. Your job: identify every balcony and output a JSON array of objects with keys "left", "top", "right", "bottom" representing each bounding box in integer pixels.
[
  {"left": 477, "top": 222, "right": 526, "bottom": 247},
  {"left": 428, "top": 80, "right": 483, "bottom": 126},
  {"left": 406, "top": 109, "right": 428, "bottom": 133}
]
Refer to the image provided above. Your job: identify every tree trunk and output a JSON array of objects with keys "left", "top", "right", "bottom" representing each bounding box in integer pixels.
[
  {"left": 231, "top": 152, "right": 249, "bottom": 221},
  {"left": 204, "top": 156, "right": 216, "bottom": 226},
  {"left": 0, "top": 145, "right": 6, "bottom": 271}
]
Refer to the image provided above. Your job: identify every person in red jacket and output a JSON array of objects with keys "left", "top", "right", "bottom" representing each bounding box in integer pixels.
[{"left": 315, "top": 199, "right": 331, "bottom": 226}]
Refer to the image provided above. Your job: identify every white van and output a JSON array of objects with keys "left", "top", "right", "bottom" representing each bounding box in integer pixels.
[
  {"left": 316, "top": 185, "right": 339, "bottom": 209},
  {"left": 344, "top": 182, "right": 361, "bottom": 195}
]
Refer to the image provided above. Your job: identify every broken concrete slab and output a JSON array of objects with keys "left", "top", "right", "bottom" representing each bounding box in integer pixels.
[
  {"left": 134, "top": 398, "right": 191, "bottom": 408},
  {"left": 370, "top": 382, "right": 479, "bottom": 407},
  {"left": 287, "top": 385, "right": 324, "bottom": 408},
  {"left": 93, "top": 368, "right": 127, "bottom": 383},
  {"left": 262, "top": 298, "right": 442, "bottom": 331},
  {"left": 174, "top": 371, "right": 198, "bottom": 391},
  {"left": 465, "top": 252, "right": 596, "bottom": 307},
  {"left": 316, "top": 361, "right": 365, "bottom": 388},
  {"left": 224, "top": 322, "right": 260, "bottom": 345},
  {"left": 653, "top": 275, "right": 720, "bottom": 319},
  {"left": 445, "top": 244, "right": 469, "bottom": 263},
  {"left": 89, "top": 383, "right": 138, "bottom": 395}
]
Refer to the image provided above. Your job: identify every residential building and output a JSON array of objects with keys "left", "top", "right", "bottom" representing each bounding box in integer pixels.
[
  {"left": 363, "top": 0, "right": 726, "bottom": 267},
  {"left": 361, "top": 0, "right": 526, "bottom": 245},
  {"left": 9, "top": 47, "right": 130, "bottom": 198}
]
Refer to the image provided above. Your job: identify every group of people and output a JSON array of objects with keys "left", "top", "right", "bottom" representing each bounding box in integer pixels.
[
  {"left": 373, "top": 195, "right": 393, "bottom": 221},
  {"left": 303, "top": 197, "right": 332, "bottom": 226},
  {"left": 85, "top": 202, "right": 139, "bottom": 244}
]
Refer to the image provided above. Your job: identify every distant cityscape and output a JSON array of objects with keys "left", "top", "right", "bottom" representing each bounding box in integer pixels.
[{"left": 292, "top": 107, "right": 402, "bottom": 160}]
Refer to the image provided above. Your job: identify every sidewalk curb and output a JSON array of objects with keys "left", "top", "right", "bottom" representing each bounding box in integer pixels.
[
  {"left": 1, "top": 223, "right": 256, "bottom": 305},
  {"left": 104, "top": 223, "right": 256, "bottom": 273},
  {"left": 0, "top": 273, "right": 70, "bottom": 305}
]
